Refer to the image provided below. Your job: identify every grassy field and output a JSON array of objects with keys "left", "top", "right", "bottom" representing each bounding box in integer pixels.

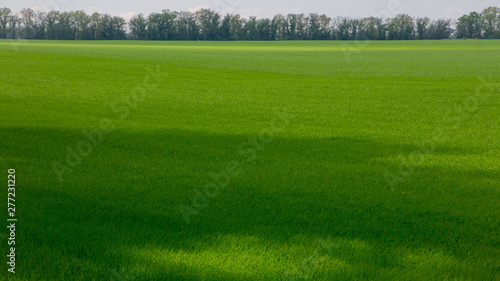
[{"left": 0, "top": 40, "right": 499, "bottom": 280}]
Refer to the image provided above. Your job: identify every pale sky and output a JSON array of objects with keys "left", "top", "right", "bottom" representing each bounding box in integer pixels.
[{"left": 1, "top": 0, "right": 497, "bottom": 21}]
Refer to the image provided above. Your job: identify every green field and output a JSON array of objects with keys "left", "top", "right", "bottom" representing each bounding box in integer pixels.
[{"left": 0, "top": 40, "right": 499, "bottom": 280}]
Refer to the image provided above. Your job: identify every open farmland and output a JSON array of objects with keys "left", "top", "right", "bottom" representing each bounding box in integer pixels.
[{"left": 0, "top": 40, "right": 499, "bottom": 280}]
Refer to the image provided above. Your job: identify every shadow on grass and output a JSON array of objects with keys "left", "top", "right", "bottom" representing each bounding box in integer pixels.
[{"left": 0, "top": 126, "right": 498, "bottom": 280}]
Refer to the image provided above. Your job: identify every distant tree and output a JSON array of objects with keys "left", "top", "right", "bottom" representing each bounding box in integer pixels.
[
  {"left": 308, "top": 13, "right": 321, "bottom": 40},
  {"left": 362, "top": 17, "right": 385, "bottom": 40},
  {"left": 7, "top": 13, "right": 18, "bottom": 39},
  {"left": 428, "top": 19, "right": 453, "bottom": 39},
  {"left": 349, "top": 18, "right": 362, "bottom": 40},
  {"left": 272, "top": 14, "right": 287, "bottom": 40},
  {"left": 306, "top": 13, "right": 331, "bottom": 40},
  {"left": 375, "top": 18, "right": 386, "bottom": 40},
  {"left": 44, "top": 11, "right": 59, "bottom": 39},
  {"left": 110, "top": 16, "right": 127, "bottom": 39},
  {"left": 161, "top": 9, "right": 177, "bottom": 40},
  {"left": 318, "top": 14, "right": 332, "bottom": 40},
  {"left": 176, "top": 11, "right": 198, "bottom": 40},
  {"left": 19, "top": 8, "right": 35, "bottom": 39},
  {"left": 129, "top": 13, "right": 148, "bottom": 40},
  {"left": 147, "top": 10, "right": 177, "bottom": 40},
  {"left": 257, "top": 18, "right": 272, "bottom": 40},
  {"left": 0, "top": 8, "right": 12, "bottom": 39},
  {"left": 387, "top": 14, "right": 414, "bottom": 40},
  {"left": 147, "top": 12, "right": 162, "bottom": 40},
  {"left": 2, "top": 6, "right": 498, "bottom": 41},
  {"left": 32, "top": 11, "right": 47, "bottom": 39},
  {"left": 99, "top": 14, "right": 113, "bottom": 39},
  {"left": 70, "top": 11, "right": 90, "bottom": 40},
  {"left": 416, "top": 17, "right": 430, "bottom": 40},
  {"left": 286, "top": 14, "right": 297, "bottom": 40},
  {"left": 481, "top": 6, "right": 500, "bottom": 38},
  {"left": 196, "top": 9, "right": 220, "bottom": 40},
  {"left": 88, "top": 12, "right": 101, "bottom": 40},
  {"left": 332, "top": 17, "right": 350, "bottom": 40},
  {"left": 295, "top": 14, "right": 307, "bottom": 40},
  {"left": 457, "top": 12, "right": 483, "bottom": 38},
  {"left": 244, "top": 16, "right": 258, "bottom": 40},
  {"left": 229, "top": 14, "right": 245, "bottom": 40},
  {"left": 56, "top": 12, "right": 73, "bottom": 39},
  {"left": 220, "top": 14, "right": 231, "bottom": 40}
]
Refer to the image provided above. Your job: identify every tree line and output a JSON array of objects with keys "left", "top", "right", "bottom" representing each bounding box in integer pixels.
[{"left": 0, "top": 7, "right": 499, "bottom": 40}]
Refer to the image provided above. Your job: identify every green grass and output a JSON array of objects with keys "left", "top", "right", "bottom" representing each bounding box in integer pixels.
[{"left": 0, "top": 40, "right": 499, "bottom": 280}]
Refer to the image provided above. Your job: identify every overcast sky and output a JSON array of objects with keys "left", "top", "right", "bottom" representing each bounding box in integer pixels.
[{"left": 1, "top": 0, "right": 496, "bottom": 21}]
